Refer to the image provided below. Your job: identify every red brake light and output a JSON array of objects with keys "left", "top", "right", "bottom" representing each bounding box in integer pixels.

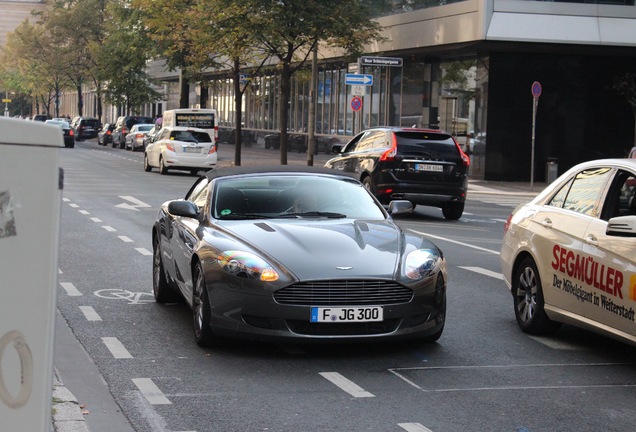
[
  {"left": 453, "top": 137, "right": 470, "bottom": 166},
  {"left": 379, "top": 132, "right": 398, "bottom": 161},
  {"left": 106, "top": 131, "right": 111, "bottom": 135},
  {"left": 69, "top": 129, "right": 74, "bottom": 136}
]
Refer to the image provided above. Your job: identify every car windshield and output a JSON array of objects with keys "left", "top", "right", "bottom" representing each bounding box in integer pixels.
[
  {"left": 171, "top": 130, "right": 211, "bottom": 143},
  {"left": 212, "top": 175, "right": 385, "bottom": 220}
]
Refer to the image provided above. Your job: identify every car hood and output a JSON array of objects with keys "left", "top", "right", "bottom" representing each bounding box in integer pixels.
[{"left": 217, "top": 219, "right": 408, "bottom": 280}]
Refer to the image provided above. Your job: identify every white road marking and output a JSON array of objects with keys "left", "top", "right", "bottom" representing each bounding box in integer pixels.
[
  {"left": 60, "top": 282, "right": 82, "bottom": 296},
  {"left": 116, "top": 196, "right": 152, "bottom": 211},
  {"left": 63, "top": 198, "right": 70, "bottom": 202},
  {"left": 102, "top": 225, "right": 117, "bottom": 232},
  {"left": 319, "top": 372, "right": 375, "bottom": 398},
  {"left": 91, "top": 217, "right": 102, "bottom": 222},
  {"left": 408, "top": 230, "right": 499, "bottom": 255},
  {"left": 136, "top": 247, "right": 152, "bottom": 256},
  {"left": 79, "top": 306, "right": 102, "bottom": 321},
  {"left": 132, "top": 378, "right": 172, "bottom": 405},
  {"left": 102, "top": 337, "right": 133, "bottom": 359},
  {"left": 389, "top": 363, "right": 634, "bottom": 392},
  {"left": 119, "top": 235, "right": 134, "bottom": 243},
  {"left": 458, "top": 266, "right": 504, "bottom": 280},
  {"left": 79, "top": 210, "right": 90, "bottom": 215},
  {"left": 493, "top": 218, "right": 508, "bottom": 223},
  {"left": 398, "top": 423, "right": 434, "bottom": 432},
  {"left": 69, "top": 203, "right": 79, "bottom": 208}
]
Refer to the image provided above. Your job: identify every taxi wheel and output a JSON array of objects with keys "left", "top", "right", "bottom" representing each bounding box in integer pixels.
[
  {"left": 513, "top": 257, "right": 560, "bottom": 335},
  {"left": 192, "top": 261, "right": 215, "bottom": 347}
]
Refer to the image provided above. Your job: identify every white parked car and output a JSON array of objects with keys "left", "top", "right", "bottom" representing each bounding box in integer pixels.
[
  {"left": 500, "top": 159, "right": 636, "bottom": 347},
  {"left": 144, "top": 126, "right": 217, "bottom": 175},
  {"left": 125, "top": 123, "right": 155, "bottom": 151}
]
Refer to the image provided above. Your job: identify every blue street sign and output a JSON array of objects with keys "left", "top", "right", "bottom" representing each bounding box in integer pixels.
[
  {"left": 345, "top": 74, "right": 373, "bottom": 86},
  {"left": 531, "top": 81, "right": 542, "bottom": 98}
]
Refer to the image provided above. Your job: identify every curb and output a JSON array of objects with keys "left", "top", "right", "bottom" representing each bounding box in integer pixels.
[{"left": 52, "top": 369, "right": 90, "bottom": 432}]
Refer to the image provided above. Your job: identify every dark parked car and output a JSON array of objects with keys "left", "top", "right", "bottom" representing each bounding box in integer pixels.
[
  {"left": 71, "top": 117, "right": 100, "bottom": 141},
  {"left": 152, "top": 166, "right": 447, "bottom": 347},
  {"left": 98, "top": 123, "right": 116, "bottom": 146},
  {"left": 45, "top": 119, "right": 75, "bottom": 148},
  {"left": 111, "top": 115, "right": 153, "bottom": 149},
  {"left": 325, "top": 127, "right": 470, "bottom": 220}
]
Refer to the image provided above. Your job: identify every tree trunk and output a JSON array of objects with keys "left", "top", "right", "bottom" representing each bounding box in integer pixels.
[
  {"left": 233, "top": 58, "right": 242, "bottom": 166},
  {"left": 179, "top": 69, "right": 189, "bottom": 108},
  {"left": 278, "top": 61, "right": 292, "bottom": 165},
  {"left": 76, "top": 83, "right": 83, "bottom": 117}
]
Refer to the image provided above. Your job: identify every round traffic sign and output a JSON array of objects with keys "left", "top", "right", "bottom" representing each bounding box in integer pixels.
[
  {"left": 351, "top": 96, "right": 362, "bottom": 112},
  {"left": 531, "top": 81, "right": 542, "bottom": 98}
]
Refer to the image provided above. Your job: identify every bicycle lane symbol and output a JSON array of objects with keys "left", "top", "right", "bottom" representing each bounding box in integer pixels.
[{"left": 94, "top": 289, "right": 154, "bottom": 304}]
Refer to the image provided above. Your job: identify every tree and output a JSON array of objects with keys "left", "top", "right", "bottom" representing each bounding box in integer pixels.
[
  {"left": 245, "top": 0, "right": 382, "bottom": 163},
  {"left": 132, "top": 0, "right": 220, "bottom": 108},
  {"left": 98, "top": 1, "right": 162, "bottom": 113},
  {"left": 1, "top": 19, "right": 71, "bottom": 116},
  {"left": 187, "top": 0, "right": 271, "bottom": 165}
]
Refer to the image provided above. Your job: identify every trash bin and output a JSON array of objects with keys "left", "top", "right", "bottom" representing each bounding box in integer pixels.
[{"left": 546, "top": 157, "right": 558, "bottom": 183}]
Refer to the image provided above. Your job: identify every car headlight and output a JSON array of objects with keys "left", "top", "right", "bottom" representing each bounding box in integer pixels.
[
  {"left": 404, "top": 249, "right": 438, "bottom": 280},
  {"left": 217, "top": 251, "right": 279, "bottom": 282}
]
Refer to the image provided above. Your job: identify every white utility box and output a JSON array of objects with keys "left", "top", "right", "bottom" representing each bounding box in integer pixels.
[{"left": 0, "top": 117, "right": 64, "bottom": 431}]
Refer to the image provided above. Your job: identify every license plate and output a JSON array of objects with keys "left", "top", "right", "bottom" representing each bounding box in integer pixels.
[
  {"left": 415, "top": 163, "right": 443, "bottom": 172},
  {"left": 183, "top": 147, "right": 201, "bottom": 153},
  {"left": 310, "top": 306, "right": 383, "bottom": 323}
]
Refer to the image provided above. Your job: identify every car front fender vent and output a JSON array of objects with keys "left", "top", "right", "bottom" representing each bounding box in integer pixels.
[{"left": 274, "top": 280, "right": 413, "bottom": 306}]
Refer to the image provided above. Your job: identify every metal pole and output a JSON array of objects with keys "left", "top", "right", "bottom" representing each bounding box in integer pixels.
[
  {"left": 307, "top": 45, "right": 317, "bottom": 166},
  {"left": 531, "top": 96, "right": 538, "bottom": 191}
]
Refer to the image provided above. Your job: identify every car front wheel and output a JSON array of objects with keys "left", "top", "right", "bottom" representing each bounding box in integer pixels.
[
  {"left": 513, "top": 256, "right": 560, "bottom": 335},
  {"left": 152, "top": 236, "right": 181, "bottom": 303},
  {"left": 192, "top": 261, "right": 215, "bottom": 347}
]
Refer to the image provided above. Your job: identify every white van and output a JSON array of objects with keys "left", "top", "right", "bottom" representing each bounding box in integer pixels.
[{"left": 161, "top": 109, "right": 218, "bottom": 148}]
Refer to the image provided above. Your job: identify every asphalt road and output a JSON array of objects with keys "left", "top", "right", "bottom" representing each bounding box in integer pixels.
[{"left": 53, "top": 139, "right": 636, "bottom": 432}]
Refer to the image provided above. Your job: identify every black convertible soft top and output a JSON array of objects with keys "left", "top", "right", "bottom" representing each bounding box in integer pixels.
[{"left": 203, "top": 165, "right": 358, "bottom": 181}]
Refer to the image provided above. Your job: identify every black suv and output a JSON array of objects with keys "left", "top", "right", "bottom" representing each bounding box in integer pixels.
[
  {"left": 71, "top": 117, "right": 100, "bottom": 141},
  {"left": 325, "top": 127, "right": 470, "bottom": 220},
  {"left": 112, "top": 115, "right": 153, "bottom": 149}
]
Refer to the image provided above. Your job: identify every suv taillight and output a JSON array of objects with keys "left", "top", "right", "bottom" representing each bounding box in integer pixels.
[
  {"left": 379, "top": 132, "right": 398, "bottom": 161},
  {"left": 452, "top": 137, "right": 470, "bottom": 166}
]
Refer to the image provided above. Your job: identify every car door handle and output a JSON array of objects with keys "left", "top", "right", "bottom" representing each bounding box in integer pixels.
[
  {"left": 585, "top": 234, "right": 598, "bottom": 246},
  {"left": 541, "top": 218, "right": 553, "bottom": 228}
]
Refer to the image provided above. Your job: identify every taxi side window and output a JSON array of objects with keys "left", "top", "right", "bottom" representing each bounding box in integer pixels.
[
  {"left": 561, "top": 168, "right": 612, "bottom": 217},
  {"left": 547, "top": 179, "right": 572, "bottom": 208},
  {"left": 608, "top": 170, "right": 636, "bottom": 218}
]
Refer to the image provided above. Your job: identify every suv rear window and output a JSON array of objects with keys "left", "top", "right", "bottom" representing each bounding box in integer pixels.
[
  {"left": 395, "top": 131, "right": 459, "bottom": 159},
  {"left": 80, "top": 119, "right": 99, "bottom": 127},
  {"left": 125, "top": 117, "right": 153, "bottom": 129}
]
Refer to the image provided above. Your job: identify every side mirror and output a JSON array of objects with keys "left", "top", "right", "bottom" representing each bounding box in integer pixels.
[
  {"left": 388, "top": 200, "right": 413, "bottom": 215},
  {"left": 606, "top": 215, "right": 636, "bottom": 237},
  {"left": 168, "top": 200, "right": 199, "bottom": 218}
]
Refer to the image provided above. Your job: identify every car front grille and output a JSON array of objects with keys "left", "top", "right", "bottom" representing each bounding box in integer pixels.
[{"left": 274, "top": 280, "right": 413, "bottom": 306}]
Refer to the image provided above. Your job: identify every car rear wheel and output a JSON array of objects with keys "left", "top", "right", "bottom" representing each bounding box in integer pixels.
[
  {"left": 159, "top": 157, "right": 169, "bottom": 175},
  {"left": 513, "top": 257, "right": 560, "bottom": 335},
  {"left": 362, "top": 176, "right": 373, "bottom": 192},
  {"left": 442, "top": 201, "right": 464, "bottom": 220},
  {"left": 193, "top": 261, "right": 215, "bottom": 347},
  {"left": 152, "top": 236, "right": 181, "bottom": 303},
  {"left": 144, "top": 154, "right": 152, "bottom": 172}
]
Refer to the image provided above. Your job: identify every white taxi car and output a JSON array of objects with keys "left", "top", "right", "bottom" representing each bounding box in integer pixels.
[
  {"left": 144, "top": 126, "right": 217, "bottom": 175},
  {"left": 500, "top": 159, "right": 636, "bottom": 346}
]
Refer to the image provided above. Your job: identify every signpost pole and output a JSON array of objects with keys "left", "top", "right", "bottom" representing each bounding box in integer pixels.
[{"left": 530, "top": 81, "right": 542, "bottom": 192}]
